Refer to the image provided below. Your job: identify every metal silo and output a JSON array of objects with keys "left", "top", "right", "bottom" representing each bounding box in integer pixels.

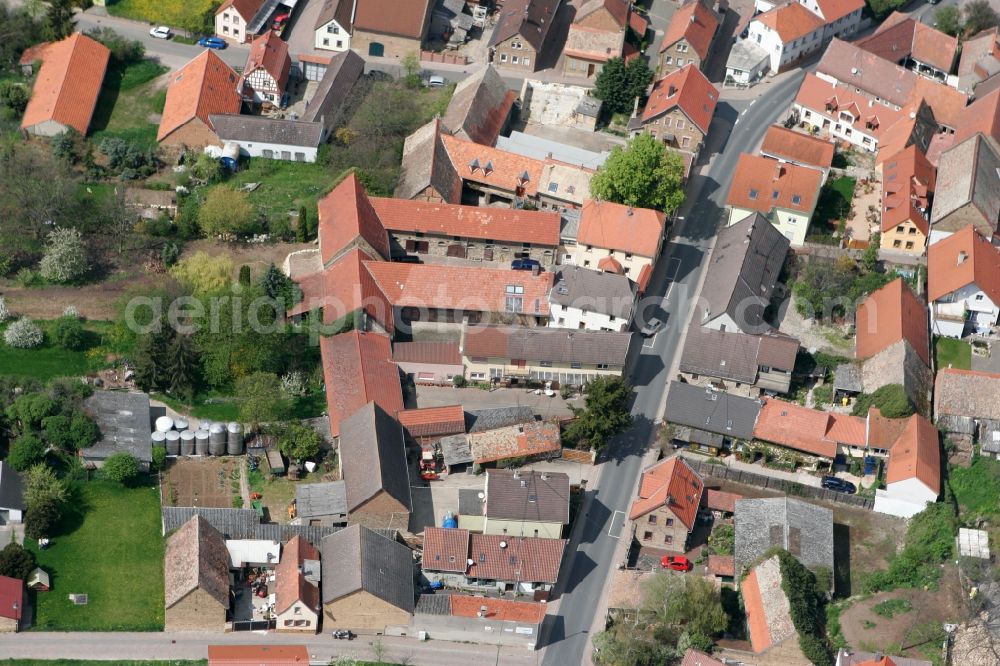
[
  {"left": 209, "top": 423, "right": 226, "bottom": 455},
  {"left": 181, "top": 430, "right": 199, "bottom": 456},
  {"left": 154, "top": 416, "right": 174, "bottom": 433},
  {"left": 174, "top": 417, "right": 189, "bottom": 432},
  {"left": 153, "top": 430, "right": 171, "bottom": 455},
  {"left": 166, "top": 430, "right": 183, "bottom": 455},
  {"left": 198, "top": 429, "right": 216, "bottom": 455},
  {"left": 226, "top": 422, "right": 243, "bottom": 456}
]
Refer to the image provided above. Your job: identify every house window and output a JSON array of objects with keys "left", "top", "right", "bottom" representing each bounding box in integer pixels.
[
  {"left": 664, "top": 534, "right": 673, "bottom": 544},
  {"left": 664, "top": 118, "right": 672, "bottom": 128},
  {"left": 681, "top": 136, "right": 690, "bottom": 148},
  {"left": 284, "top": 620, "right": 294, "bottom": 627},
  {"left": 337, "top": 40, "right": 343, "bottom": 48},
  {"left": 749, "top": 189, "right": 759, "bottom": 199},
  {"left": 666, "top": 518, "right": 674, "bottom": 526},
  {"left": 648, "top": 515, "right": 657, "bottom": 524},
  {"left": 643, "top": 531, "right": 653, "bottom": 540},
  {"left": 676, "top": 119, "right": 685, "bottom": 130},
  {"left": 523, "top": 57, "right": 530, "bottom": 67},
  {"left": 323, "top": 38, "right": 329, "bottom": 46},
  {"left": 896, "top": 225, "right": 905, "bottom": 232},
  {"left": 500, "top": 53, "right": 508, "bottom": 63},
  {"left": 893, "top": 239, "right": 902, "bottom": 248},
  {"left": 540, "top": 361, "right": 553, "bottom": 367},
  {"left": 665, "top": 56, "right": 673, "bottom": 64},
  {"left": 905, "top": 241, "right": 914, "bottom": 249},
  {"left": 908, "top": 227, "right": 917, "bottom": 235},
  {"left": 294, "top": 606, "right": 301, "bottom": 614},
  {"left": 597, "top": 364, "right": 610, "bottom": 369},
  {"left": 233, "top": 15, "right": 239, "bottom": 24},
  {"left": 677, "top": 58, "right": 684, "bottom": 66},
  {"left": 512, "top": 56, "right": 519, "bottom": 64},
  {"left": 223, "top": 25, "right": 229, "bottom": 34}
]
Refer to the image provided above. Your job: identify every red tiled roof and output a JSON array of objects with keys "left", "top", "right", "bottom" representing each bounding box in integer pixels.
[
  {"left": 886, "top": 414, "right": 940, "bottom": 494},
  {"left": 215, "top": 0, "right": 265, "bottom": 19},
  {"left": 855, "top": 277, "right": 930, "bottom": 366},
  {"left": 21, "top": 33, "right": 110, "bottom": 135},
  {"left": 369, "top": 197, "right": 561, "bottom": 246},
  {"left": 450, "top": 595, "right": 548, "bottom": 623},
  {"left": 911, "top": 76, "right": 968, "bottom": 130},
  {"left": 158, "top": 50, "right": 241, "bottom": 142},
  {"left": 628, "top": 456, "right": 704, "bottom": 530},
  {"left": 953, "top": 87, "right": 1000, "bottom": 146},
  {"left": 466, "top": 534, "right": 566, "bottom": 583},
  {"left": 680, "top": 649, "right": 727, "bottom": 666},
  {"left": 208, "top": 646, "right": 310, "bottom": 666},
  {"left": 754, "top": 2, "right": 823, "bottom": 43},
  {"left": 661, "top": 0, "right": 719, "bottom": 60},
  {"left": 422, "top": 526, "right": 471, "bottom": 573},
  {"left": 397, "top": 405, "right": 466, "bottom": 438},
  {"left": 629, "top": 9, "right": 649, "bottom": 36},
  {"left": 274, "top": 535, "right": 320, "bottom": 615},
  {"left": 726, "top": 153, "right": 823, "bottom": 216},
  {"left": 707, "top": 555, "right": 735, "bottom": 577},
  {"left": 815, "top": 0, "right": 864, "bottom": 22},
  {"left": 289, "top": 248, "right": 393, "bottom": 331},
  {"left": 577, "top": 199, "right": 666, "bottom": 258},
  {"left": 0, "top": 575, "right": 22, "bottom": 621},
  {"left": 853, "top": 658, "right": 900, "bottom": 666},
  {"left": 742, "top": 569, "right": 771, "bottom": 652},
  {"left": 760, "top": 125, "right": 835, "bottom": 169},
  {"left": 364, "top": 261, "right": 553, "bottom": 316},
  {"left": 243, "top": 31, "right": 291, "bottom": 91},
  {"left": 353, "top": 0, "right": 432, "bottom": 39},
  {"left": 392, "top": 341, "right": 463, "bottom": 366},
  {"left": 318, "top": 173, "right": 391, "bottom": 265},
  {"left": 641, "top": 64, "right": 719, "bottom": 134},
  {"left": 598, "top": 255, "right": 624, "bottom": 273},
  {"left": 468, "top": 420, "right": 562, "bottom": 464},
  {"left": 880, "top": 143, "right": 935, "bottom": 238},
  {"left": 859, "top": 12, "right": 957, "bottom": 75},
  {"left": 794, "top": 73, "right": 907, "bottom": 148},
  {"left": 928, "top": 225, "right": 1000, "bottom": 304},
  {"left": 320, "top": 331, "right": 403, "bottom": 437},
  {"left": 705, "top": 489, "right": 741, "bottom": 513},
  {"left": 753, "top": 399, "right": 866, "bottom": 458},
  {"left": 441, "top": 133, "right": 544, "bottom": 197}
]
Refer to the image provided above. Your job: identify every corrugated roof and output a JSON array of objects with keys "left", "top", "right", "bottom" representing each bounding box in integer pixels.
[
  {"left": 462, "top": 324, "right": 632, "bottom": 366},
  {"left": 295, "top": 481, "right": 347, "bottom": 519},
  {"left": 80, "top": 390, "right": 153, "bottom": 463},
  {"left": 485, "top": 469, "right": 569, "bottom": 524},
  {"left": 339, "top": 402, "right": 412, "bottom": 513},
  {"left": 21, "top": 33, "right": 110, "bottom": 135}
]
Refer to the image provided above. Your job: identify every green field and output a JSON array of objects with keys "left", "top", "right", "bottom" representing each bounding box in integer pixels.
[
  {"left": 155, "top": 388, "right": 327, "bottom": 422},
  {"left": 949, "top": 457, "right": 1000, "bottom": 520},
  {"left": 27, "top": 480, "right": 165, "bottom": 631},
  {"left": 0, "top": 320, "right": 117, "bottom": 380},
  {"left": 106, "top": 0, "right": 217, "bottom": 36},
  {"left": 230, "top": 159, "right": 335, "bottom": 225},
  {"left": 91, "top": 59, "right": 168, "bottom": 146},
  {"left": 935, "top": 337, "right": 972, "bottom": 370}
]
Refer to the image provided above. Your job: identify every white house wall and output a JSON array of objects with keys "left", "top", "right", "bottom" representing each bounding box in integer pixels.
[
  {"left": 315, "top": 20, "right": 350, "bottom": 51},
  {"left": 233, "top": 140, "right": 318, "bottom": 162},
  {"left": 548, "top": 302, "right": 631, "bottom": 332}
]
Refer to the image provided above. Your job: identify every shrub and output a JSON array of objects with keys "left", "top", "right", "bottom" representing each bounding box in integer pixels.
[
  {"left": 7, "top": 433, "right": 47, "bottom": 471},
  {"left": 851, "top": 384, "right": 913, "bottom": 418},
  {"left": 4, "top": 316, "right": 44, "bottom": 349},
  {"left": 39, "top": 227, "right": 89, "bottom": 284},
  {"left": 452, "top": 375, "right": 467, "bottom": 388},
  {"left": 102, "top": 452, "right": 139, "bottom": 484},
  {"left": 872, "top": 598, "right": 912, "bottom": 618},
  {"left": 0, "top": 542, "right": 36, "bottom": 581},
  {"left": 169, "top": 251, "right": 234, "bottom": 294},
  {"left": 160, "top": 241, "right": 182, "bottom": 267},
  {"left": 151, "top": 445, "right": 167, "bottom": 472},
  {"left": 51, "top": 314, "right": 87, "bottom": 350},
  {"left": 62, "top": 305, "right": 81, "bottom": 319},
  {"left": 861, "top": 502, "right": 957, "bottom": 593},
  {"left": 0, "top": 297, "right": 11, "bottom": 323},
  {"left": 777, "top": 551, "right": 834, "bottom": 666}
]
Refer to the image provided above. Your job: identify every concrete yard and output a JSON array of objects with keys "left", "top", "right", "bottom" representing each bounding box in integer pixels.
[{"left": 414, "top": 385, "right": 580, "bottom": 419}]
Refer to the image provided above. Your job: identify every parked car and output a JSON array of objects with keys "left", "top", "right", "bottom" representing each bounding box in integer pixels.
[
  {"left": 661, "top": 555, "right": 692, "bottom": 572},
  {"left": 426, "top": 75, "right": 446, "bottom": 87},
  {"left": 272, "top": 12, "right": 289, "bottom": 29},
  {"left": 511, "top": 258, "right": 541, "bottom": 271},
  {"left": 149, "top": 26, "right": 172, "bottom": 39},
  {"left": 821, "top": 476, "right": 857, "bottom": 494},
  {"left": 197, "top": 36, "right": 227, "bottom": 49},
  {"left": 332, "top": 629, "right": 354, "bottom": 640},
  {"left": 639, "top": 317, "right": 664, "bottom": 337}
]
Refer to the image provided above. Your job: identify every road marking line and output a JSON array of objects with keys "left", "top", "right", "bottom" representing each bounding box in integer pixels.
[
  {"left": 749, "top": 99, "right": 756, "bottom": 107},
  {"left": 608, "top": 510, "right": 625, "bottom": 539},
  {"left": 664, "top": 257, "right": 681, "bottom": 282}
]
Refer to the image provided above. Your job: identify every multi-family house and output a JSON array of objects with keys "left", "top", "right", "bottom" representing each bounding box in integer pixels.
[
  {"left": 628, "top": 457, "right": 704, "bottom": 554},
  {"left": 927, "top": 225, "right": 1000, "bottom": 338},
  {"left": 929, "top": 134, "right": 1000, "bottom": 243},
  {"left": 793, "top": 72, "right": 908, "bottom": 152},
  {"left": 240, "top": 31, "right": 291, "bottom": 105},
  {"left": 490, "top": 0, "right": 562, "bottom": 73},
  {"left": 273, "top": 536, "right": 321, "bottom": 632},
  {"left": 746, "top": 2, "right": 825, "bottom": 74},
  {"left": 314, "top": 0, "right": 352, "bottom": 52},
  {"left": 568, "top": 199, "right": 667, "bottom": 290},
  {"left": 879, "top": 144, "right": 935, "bottom": 255},
  {"left": 856, "top": 12, "right": 958, "bottom": 84},
  {"left": 548, "top": 266, "right": 637, "bottom": 332},
  {"left": 754, "top": 0, "right": 864, "bottom": 42},
  {"left": 658, "top": 0, "right": 719, "bottom": 75},
  {"left": 350, "top": 0, "right": 434, "bottom": 58},
  {"left": 563, "top": 0, "right": 648, "bottom": 79},
  {"left": 214, "top": 0, "right": 265, "bottom": 43},
  {"left": 460, "top": 324, "right": 633, "bottom": 385},
  {"left": 482, "top": 469, "right": 570, "bottom": 538},
  {"left": 759, "top": 125, "right": 835, "bottom": 184},
  {"left": 726, "top": 153, "right": 822, "bottom": 246}
]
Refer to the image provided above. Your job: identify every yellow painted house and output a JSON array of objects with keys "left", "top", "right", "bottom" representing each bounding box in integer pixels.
[{"left": 726, "top": 154, "right": 823, "bottom": 247}]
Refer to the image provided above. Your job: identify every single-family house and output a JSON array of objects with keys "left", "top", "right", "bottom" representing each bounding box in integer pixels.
[
  {"left": 873, "top": 413, "right": 941, "bottom": 517},
  {"left": 208, "top": 646, "right": 310, "bottom": 666},
  {"left": 20, "top": 33, "right": 109, "bottom": 137},
  {"left": 836, "top": 650, "right": 932, "bottom": 666},
  {"left": 392, "top": 342, "right": 464, "bottom": 386},
  {"left": 753, "top": 398, "right": 867, "bottom": 461},
  {"left": 411, "top": 594, "right": 548, "bottom": 649},
  {"left": 856, "top": 12, "right": 958, "bottom": 84},
  {"left": 240, "top": 31, "right": 291, "bottom": 105},
  {"left": 879, "top": 144, "right": 935, "bottom": 255},
  {"left": 441, "top": 65, "right": 516, "bottom": 146},
  {"left": 210, "top": 115, "right": 325, "bottom": 162},
  {"left": 746, "top": 2, "right": 825, "bottom": 74},
  {"left": 659, "top": 0, "right": 719, "bottom": 75},
  {"left": 563, "top": 0, "right": 648, "bottom": 79},
  {"left": 314, "top": 0, "right": 353, "bottom": 51},
  {"left": 568, "top": 199, "right": 667, "bottom": 290},
  {"left": 734, "top": 497, "right": 834, "bottom": 576},
  {"left": 350, "top": 0, "right": 434, "bottom": 59},
  {"left": 482, "top": 469, "right": 569, "bottom": 539},
  {"left": 0, "top": 575, "right": 23, "bottom": 633},
  {"left": 319, "top": 331, "right": 403, "bottom": 438},
  {"left": 741, "top": 555, "right": 800, "bottom": 654},
  {"left": 0, "top": 463, "right": 24, "bottom": 525},
  {"left": 629, "top": 456, "right": 704, "bottom": 553},
  {"left": 467, "top": 533, "right": 565, "bottom": 594},
  {"left": 79, "top": 390, "right": 153, "bottom": 471},
  {"left": 397, "top": 405, "right": 466, "bottom": 443},
  {"left": 164, "top": 516, "right": 231, "bottom": 632},
  {"left": 929, "top": 135, "right": 1000, "bottom": 243},
  {"left": 957, "top": 27, "right": 1000, "bottom": 94},
  {"left": 726, "top": 154, "right": 822, "bottom": 246},
  {"left": 680, "top": 213, "right": 800, "bottom": 395},
  {"left": 295, "top": 481, "right": 348, "bottom": 527},
  {"left": 274, "top": 535, "right": 321, "bottom": 632},
  {"left": 157, "top": 51, "right": 242, "bottom": 148},
  {"left": 214, "top": 0, "right": 265, "bottom": 43},
  {"left": 320, "top": 524, "right": 415, "bottom": 634},
  {"left": 663, "top": 381, "right": 762, "bottom": 455},
  {"left": 628, "top": 64, "right": 719, "bottom": 176},
  {"left": 928, "top": 225, "right": 1000, "bottom": 337},
  {"left": 460, "top": 324, "right": 633, "bottom": 385},
  {"left": 490, "top": 0, "right": 562, "bottom": 72},
  {"left": 934, "top": 368, "right": 1000, "bottom": 443},
  {"left": 548, "top": 265, "right": 637, "bottom": 332},
  {"left": 339, "top": 402, "right": 412, "bottom": 530},
  {"left": 759, "top": 125, "right": 835, "bottom": 184}
]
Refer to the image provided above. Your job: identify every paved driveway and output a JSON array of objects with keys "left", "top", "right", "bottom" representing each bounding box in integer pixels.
[{"left": 414, "top": 385, "right": 579, "bottom": 419}]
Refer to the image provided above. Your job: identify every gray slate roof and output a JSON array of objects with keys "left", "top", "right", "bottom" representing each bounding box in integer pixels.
[
  {"left": 489, "top": 0, "right": 561, "bottom": 50},
  {"left": 485, "top": 469, "right": 569, "bottom": 524},
  {"left": 320, "top": 523, "right": 415, "bottom": 612},
  {"left": 442, "top": 65, "right": 511, "bottom": 146},
  {"left": 296, "top": 481, "right": 348, "bottom": 519},
  {"left": 440, "top": 433, "right": 473, "bottom": 467},
  {"left": 664, "top": 381, "right": 761, "bottom": 440},
  {"left": 834, "top": 363, "right": 864, "bottom": 393},
  {"left": 734, "top": 497, "right": 834, "bottom": 576},
  {"left": 726, "top": 39, "right": 769, "bottom": 73},
  {"left": 680, "top": 321, "right": 799, "bottom": 382},
  {"left": 414, "top": 593, "right": 450, "bottom": 615},
  {"left": 930, "top": 133, "right": 1000, "bottom": 232},
  {"left": 339, "top": 402, "right": 413, "bottom": 513},
  {"left": 462, "top": 325, "right": 633, "bottom": 366},
  {"left": 466, "top": 406, "right": 536, "bottom": 432},
  {"left": 80, "top": 390, "right": 153, "bottom": 463},
  {"left": 395, "top": 118, "right": 461, "bottom": 202},
  {"left": 0, "top": 462, "right": 24, "bottom": 512},
  {"left": 549, "top": 266, "right": 637, "bottom": 320},
  {"left": 300, "top": 49, "right": 365, "bottom": 129},
  {"left": 458, "top": 487, "right": 485, "bottom": 515},
  {"left": 210, "top": 114, "right": 324, "bottom": 148},
  {"left": 161, "top": 506, "right": 391, "bottom": 543}
]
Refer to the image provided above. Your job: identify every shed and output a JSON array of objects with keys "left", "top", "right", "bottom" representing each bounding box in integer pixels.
[
  {"left": 27, "top": 568, "right": 50, "bottom": 591},
  {"left": 80, "top": 390, "right": 153, "bottom": 470},
  {"left": 295, "top": 480, "right": 348, "bottom": 526}
]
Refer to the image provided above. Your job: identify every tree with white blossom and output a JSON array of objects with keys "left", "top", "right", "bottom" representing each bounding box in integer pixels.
[
  {"left": 4, "top": 317, "right": 43, "bottom": 349},
  {"left": 39, "top": 227, "right": 88, "bottom": 284}
]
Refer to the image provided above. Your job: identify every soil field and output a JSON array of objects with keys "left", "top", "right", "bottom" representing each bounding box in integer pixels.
[{"left": 161, "top": 457, "right": 240, "bottom": 508}]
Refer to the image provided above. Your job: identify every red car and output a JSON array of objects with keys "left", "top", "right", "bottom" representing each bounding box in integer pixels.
[
  {"left": 272, "top": 13, "right": 289, "bottom": 29},
  {"left": 661, "top": 555, "right": 692, "bottom": 572}
]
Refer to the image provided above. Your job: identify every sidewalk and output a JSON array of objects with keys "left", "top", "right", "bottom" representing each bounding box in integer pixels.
[{"left": 679, "top": 450, "right": 823, "bottom": 487}]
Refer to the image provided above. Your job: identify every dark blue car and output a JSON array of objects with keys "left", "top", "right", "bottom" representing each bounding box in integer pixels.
[
  {"left": 821, "top": 476, "right": 857, "bottom": 494},
  {"left": 198, "top": 36, "right": 227, "bottom": 49},
  {"left": 511, "top": 258, "right": 541, "bottom": 271}
]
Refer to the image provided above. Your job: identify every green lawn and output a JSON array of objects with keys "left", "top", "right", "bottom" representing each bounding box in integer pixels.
[
  {"left": 106, "top": 0, "right": 216, "bottom": 35},
  {"left": 935, "top": 337, "right": 972, "bottom": 370},
  {"left": 27, "top": 480, "right": 165, "bottom": 631},
  {"left": 154, "top": 389, "right": 327, "bottom": 422},
  {"left": 229, "top": 160, "right": 334, "bottom": 226},
  {"left": 0, "top": 320, "right": 116, "bottom": 380},
  {"left": 811, "top": 176, "right": 856, "bottom": 234},
  {"left": 90, "top": 59, "right": 168, "bottom": 147},
  {"left": 949, "top": 457, "right": 1000, "bottom": 520}
]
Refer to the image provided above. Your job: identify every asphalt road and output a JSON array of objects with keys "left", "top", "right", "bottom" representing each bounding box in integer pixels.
[{"left": 539, "top": 70, "right": 807, "bottom": 666}]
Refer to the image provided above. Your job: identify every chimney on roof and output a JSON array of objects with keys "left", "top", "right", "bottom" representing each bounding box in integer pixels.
[
  {"left": 627, "top": 206, "right": 634, "bottom": 216},
  {"left": 666, "top": 493, "right": 675, "bottom": 506},
  {"left": 541, "top": 473, "right": 548, "bottom": 480},
  {"left": 958, "top": 250, "right": 968, "bottom": 265},
  {"left": 668, "top": 85, "right": 677, "bottom": 97},
  {"left": 773, "top": 163, "right": 785, "bottom": 180},
  {"left": 690, "top": 14, "right": 696, "bottom": 23}
]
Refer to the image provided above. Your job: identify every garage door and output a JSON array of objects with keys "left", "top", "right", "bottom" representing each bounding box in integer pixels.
[
  {"left": 302, "top": 60, "right": 326, "bottom": 81},
  {"left": 369, "top": 42, "right": 384, "bottom": 57}
]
